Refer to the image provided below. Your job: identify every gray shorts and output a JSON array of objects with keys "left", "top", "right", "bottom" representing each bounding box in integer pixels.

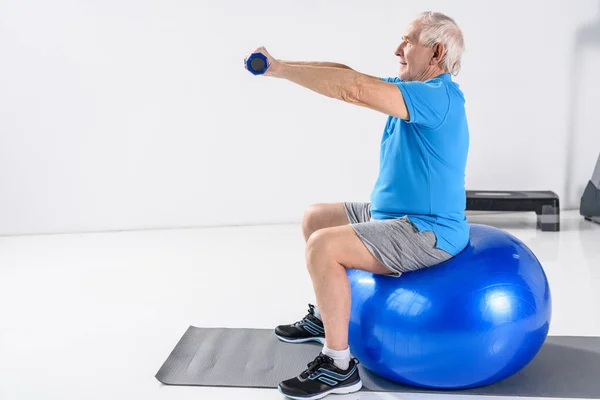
[{"left": 344, "top": 202, "right": 452, "bottom": 277}]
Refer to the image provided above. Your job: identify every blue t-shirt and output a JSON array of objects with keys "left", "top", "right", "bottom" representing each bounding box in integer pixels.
[{"left": 370, "top": 73, "right": 470, "bottom": 256}]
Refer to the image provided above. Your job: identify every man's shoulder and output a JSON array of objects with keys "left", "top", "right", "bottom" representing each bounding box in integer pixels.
[{"left": 425, "top": 74, "right": 465, "bottom": 105}]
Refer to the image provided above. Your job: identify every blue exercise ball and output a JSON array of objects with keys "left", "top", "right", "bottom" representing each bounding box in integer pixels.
[{"left": 347, "top": 223, "right": 552, "bottom": 389}]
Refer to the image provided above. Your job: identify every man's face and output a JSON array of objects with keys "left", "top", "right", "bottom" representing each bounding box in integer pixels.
[{"left": 395, "top": 22, "right": 434, "bottom": 81}]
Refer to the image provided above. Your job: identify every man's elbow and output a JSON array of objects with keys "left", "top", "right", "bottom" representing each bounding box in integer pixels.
[{"left": 340, "top": 80, "right": 366, "bottom": 106}]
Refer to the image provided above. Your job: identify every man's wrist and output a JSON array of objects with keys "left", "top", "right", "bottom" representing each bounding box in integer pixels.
[{"left": 267, "top": 60, "right": 286, "bottom": 78}]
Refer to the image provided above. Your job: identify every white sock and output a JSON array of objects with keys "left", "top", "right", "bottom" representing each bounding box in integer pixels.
[
  {"left": 313, "top": 305, "right": 322, "bottom": 321},
  {"left": 322, "top": 344, "right": 351, "bottom": 370}
]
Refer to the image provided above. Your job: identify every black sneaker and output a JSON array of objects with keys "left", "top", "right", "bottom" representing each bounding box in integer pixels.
[
  {"left": 275, "top": 304, "right": 325, "bottom": 344},
  {"left": 278, "top": 353, "right": 362, "bottom": 400}
]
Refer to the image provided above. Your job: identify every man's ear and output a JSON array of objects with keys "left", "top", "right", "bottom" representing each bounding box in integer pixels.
[{"left": 431, "top": 43, "right": 445, "bottom": 65}]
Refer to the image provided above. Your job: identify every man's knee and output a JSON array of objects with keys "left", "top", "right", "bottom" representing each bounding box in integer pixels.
[
  {"left": 305, "top": 229, "right": 335, "bottom": 271},
  {"left": 301, "top": 203, "right": 348, "bottom": 241},
  {"left": 306, "top": 228, "right": 330, "bottom": 253},
  {"left": 302, "top": 204, "right": 322, "bottom": 239}
]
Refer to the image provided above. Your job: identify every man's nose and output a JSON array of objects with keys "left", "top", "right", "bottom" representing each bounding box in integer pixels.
[{"left": 395, "top": 43, "right": 405, "bottom": 56}]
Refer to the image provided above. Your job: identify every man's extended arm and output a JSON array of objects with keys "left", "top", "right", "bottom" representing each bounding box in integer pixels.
[
  {"left": 280, "top": 61, "right": 352, "bottom": 69},
  {"left": 279, "top": 61, "right": 381, "bottom": 80},
  {"left": 269, "top": 62, "right": 408, "bottom": 119}
]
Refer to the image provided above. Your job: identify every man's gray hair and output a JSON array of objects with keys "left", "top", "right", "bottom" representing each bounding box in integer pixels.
[{"left": 416, "top": 11, "right": 464, "bottom": 75}]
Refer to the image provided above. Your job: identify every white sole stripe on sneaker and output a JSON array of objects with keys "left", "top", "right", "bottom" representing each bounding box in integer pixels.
[
  {"left": 276, "top": 335, "right": 326, "bottom": 345},
  {"left": 278, "top": 379, "right": 362, "bottom": 400}
]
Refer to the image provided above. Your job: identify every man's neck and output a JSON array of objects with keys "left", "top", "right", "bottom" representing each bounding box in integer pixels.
[{"left": 416, "top": 67, "right": 447, "bottom": 82}]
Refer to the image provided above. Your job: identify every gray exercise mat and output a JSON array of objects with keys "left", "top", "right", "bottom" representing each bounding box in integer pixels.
[{"left": 155, "top": 326, "right": 600, "bottom": 398}]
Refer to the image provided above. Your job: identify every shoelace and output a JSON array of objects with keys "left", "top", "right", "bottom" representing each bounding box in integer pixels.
[
  {"left": 300, "top": 354, "right": 361, "bottom": 379},
  {"left": 293, "top": 303, "right": 319, "bottom": 327},
  {"left": 300, "top": 354, "right": 332, "bottom": 378}
]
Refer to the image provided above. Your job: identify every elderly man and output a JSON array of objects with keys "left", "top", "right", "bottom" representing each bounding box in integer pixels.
[{"left": 246, "top": 11, "right": 469, "bottom": 400}]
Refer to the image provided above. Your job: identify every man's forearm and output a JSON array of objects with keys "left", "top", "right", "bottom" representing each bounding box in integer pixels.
[{"left": 270, "top": 63, "right": 374, "bottom": 103}]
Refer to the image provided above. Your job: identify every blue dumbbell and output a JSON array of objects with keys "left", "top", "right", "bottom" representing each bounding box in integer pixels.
[{"left": 246, "top": 52, "right": 269, "bottom": 75}]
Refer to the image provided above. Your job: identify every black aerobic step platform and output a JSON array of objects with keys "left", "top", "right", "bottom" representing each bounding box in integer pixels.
[{"left": 466, "top": 190, "right": 560, "bottom": 231}]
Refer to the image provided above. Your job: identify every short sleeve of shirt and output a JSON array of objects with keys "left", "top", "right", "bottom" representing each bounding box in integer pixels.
[{"left": 386, "top": 78, "right": 451, "bottom": 130}]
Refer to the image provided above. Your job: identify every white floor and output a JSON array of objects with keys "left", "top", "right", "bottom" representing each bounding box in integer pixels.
[{"left": 1, "top": 210, "right": 599, "bottom": 400}]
